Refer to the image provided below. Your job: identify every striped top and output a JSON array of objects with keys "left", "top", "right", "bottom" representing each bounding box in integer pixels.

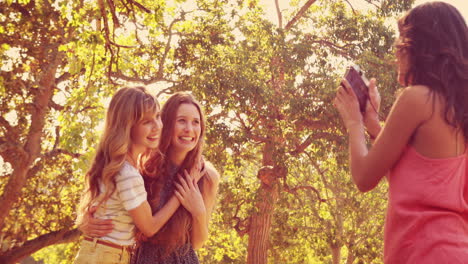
[{"left": 94, "top": 161, "right": 147, "bottom": 246}]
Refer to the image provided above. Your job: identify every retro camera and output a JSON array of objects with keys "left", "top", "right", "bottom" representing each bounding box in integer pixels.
[{"left": 342, "top": 65, "right": 369, "bottom": 113}]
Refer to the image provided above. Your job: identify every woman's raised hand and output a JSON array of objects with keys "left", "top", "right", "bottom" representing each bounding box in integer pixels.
[
  {"left": 333, "top": 79, "right": 363, "bottom": 130},
  {"left": 175, "top": 170, "right": 206, "bottom": 218},
  {"left": 190, "top": 161, "right": 206, "bottom": 183},
  {"left": 363, "top": 78, "right": 382, "bottom": 138}
]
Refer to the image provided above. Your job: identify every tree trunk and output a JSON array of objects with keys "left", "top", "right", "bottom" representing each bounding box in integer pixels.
[
  {"left": 0, "top": 45, "right": 62, "bottom": 229},
  {"left": 346, "top": 252, "right": 355, "bottom": 264},
  {"left": 245, "top": 0, "right": 318, "bottom": 261},
  {"left": 331, "top": 244, "right": 341, "bottom": 264},
  {"left": 0, "top": 162, "right": 29, "bottom": 230},
  {"left": 0, "top": 228, "right": 80, "bottom": 263},
  {"left": 246, "top": 141, "right": 283, "bottom": 264},
  {"left": 246, "top": 180, "right": 280, "bottom": 264}
]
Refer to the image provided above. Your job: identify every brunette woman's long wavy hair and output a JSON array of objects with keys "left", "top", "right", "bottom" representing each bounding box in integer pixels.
[
  {"left": 76, "top": 87, "right": 159, "bottom": 225},
  {"left": 395, "top": 2, "right": 468, "bottom": 139},
  {"left": 137, "top": 92, "right": 206, "bottom": 256}
]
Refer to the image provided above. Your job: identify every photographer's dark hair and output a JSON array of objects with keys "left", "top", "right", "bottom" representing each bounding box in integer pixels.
[{"left": 395, "top": 1, "right": 468, "bottom": 140}]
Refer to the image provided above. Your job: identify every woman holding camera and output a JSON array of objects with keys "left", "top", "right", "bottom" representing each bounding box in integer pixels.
[{"left": 334, "top": 2, "right": 468, "bottom": 263}]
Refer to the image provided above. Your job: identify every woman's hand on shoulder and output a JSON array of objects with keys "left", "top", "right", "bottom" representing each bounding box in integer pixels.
[
  {"left": 199, "top": 161, "right": 220, "bottom": 210},
  {"left": 202, "top": 161, "right": 220, "bottom": 186},
  {"left": 190, "top": 160, "right": 205, "bottom": 183}
]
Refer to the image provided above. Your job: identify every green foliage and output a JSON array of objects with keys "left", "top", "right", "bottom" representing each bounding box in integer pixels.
[
  {"left": 32, "top": 242, "right": 79, "bottom": 264},
  {"left": 0, "top": 0, "right": 115, "bottom": 262}
]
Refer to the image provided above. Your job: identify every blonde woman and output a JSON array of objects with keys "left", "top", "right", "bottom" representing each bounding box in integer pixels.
[{"left": 75, "top": 87, "right": 197, "bottom": 264}]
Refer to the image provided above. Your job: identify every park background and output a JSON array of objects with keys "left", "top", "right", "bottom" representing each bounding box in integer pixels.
[{"left": 1, "top": 0, "right": 467, "bottom": 263}]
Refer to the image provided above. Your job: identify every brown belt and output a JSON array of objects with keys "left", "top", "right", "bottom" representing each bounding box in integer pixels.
[{"left": 84, "top": 237, "right": 132, "bottom": 252}]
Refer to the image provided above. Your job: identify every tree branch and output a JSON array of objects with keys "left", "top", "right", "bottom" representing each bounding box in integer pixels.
[
  {"left": 364, "top": 0, "right": 381, "bottom": 11},
  {"left": 290, "top": 134, "right": 314, "bottom": 155},
  {"left": 344, "top": 0, "right": 357, "bottom": 14},
  {"left": 109, "top": 70, "right": 176, "bottom": 85},
  {"left": 126, "top": 0, "right": 152, "bottom": 13},
  {"left": 0, "top": 40, "right": 63, "bottom": 229},
  {"left": 0, "top": 228, "right": 81, "bottom": 263},
  {"left": 49, "top": 99, "right": 64, "bottom": 111},
  {"left": 74, "top": 105, "right": 98, "bottom": 114},
  {"left": 305, "top": 151, "right": 333, "bottom": 202},
  {"left": 0, "top": 116, "right": 13, "bottom": 132},
  {"left": 106, "top": 0, "right": 120, "bottom": 28},
  {"left": 304, "top": 38, "right": 354, "bottom": 59},
  {"left": 156, "top": 86, "right": 176, "bottom": 97},
  {"left": 44, "top": 148, "right": 82, "bottom": 159},
  {"left": 284, "top": 0, "right": 317, "bottom": 31},
  {"left": 232, "top": 200, "right": 249, "bottom": 237},
  {"left": 293, "top": 118, "right": 327, "bottom": 131},
  {"left": 289, "top": 130, "right": 341, "bottom": 155},
  {"left": 274, "top": 0, "right": 282, "bottom": 29},
  {"left": 158, "top": 16, "right": 184, "bottom": 79},
  {"left": 55, "top": 72, "right": 71, "bottom": 84},
  {"left": 1, "top": 146, "right": 19, "bottom": 164},
  {"left": 235, "top": 112, "right": 267, "bottom": 143},
  {"left": 283, "top": 182, "right": 325, "bottom": 202}
]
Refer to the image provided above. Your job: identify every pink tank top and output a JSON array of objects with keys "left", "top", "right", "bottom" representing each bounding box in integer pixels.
[{"left": 385, "top": 145, "right": 468, "bottom": 263}]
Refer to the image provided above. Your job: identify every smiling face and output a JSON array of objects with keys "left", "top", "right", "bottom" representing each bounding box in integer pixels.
[
  {"left": 171, "top": 103, "right": 201, "bottom": 156},
  {"left": 130, "top": 108, "right": 163, "bottom": 154}
]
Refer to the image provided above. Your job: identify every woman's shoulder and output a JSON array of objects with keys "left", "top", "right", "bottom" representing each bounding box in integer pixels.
[
  {"left": 395, "top": 85, "right": 435, "bottom": 115},
  {"left": 399, "top": 85, "right": 432, "bottom": 101},
  {"left": 391, "top": 85, "right": 455, "bottom": 137},
  {"left": 118, "top": 161, "right": 142, "bottom": 179},
  {"left": 203, "top": 160, "right": 220, "bottom": 185}
]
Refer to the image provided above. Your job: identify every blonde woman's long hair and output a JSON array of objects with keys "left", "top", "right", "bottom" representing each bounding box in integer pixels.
[{"left": 76, "top": 86, "right": 159, "bottom": 224}]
